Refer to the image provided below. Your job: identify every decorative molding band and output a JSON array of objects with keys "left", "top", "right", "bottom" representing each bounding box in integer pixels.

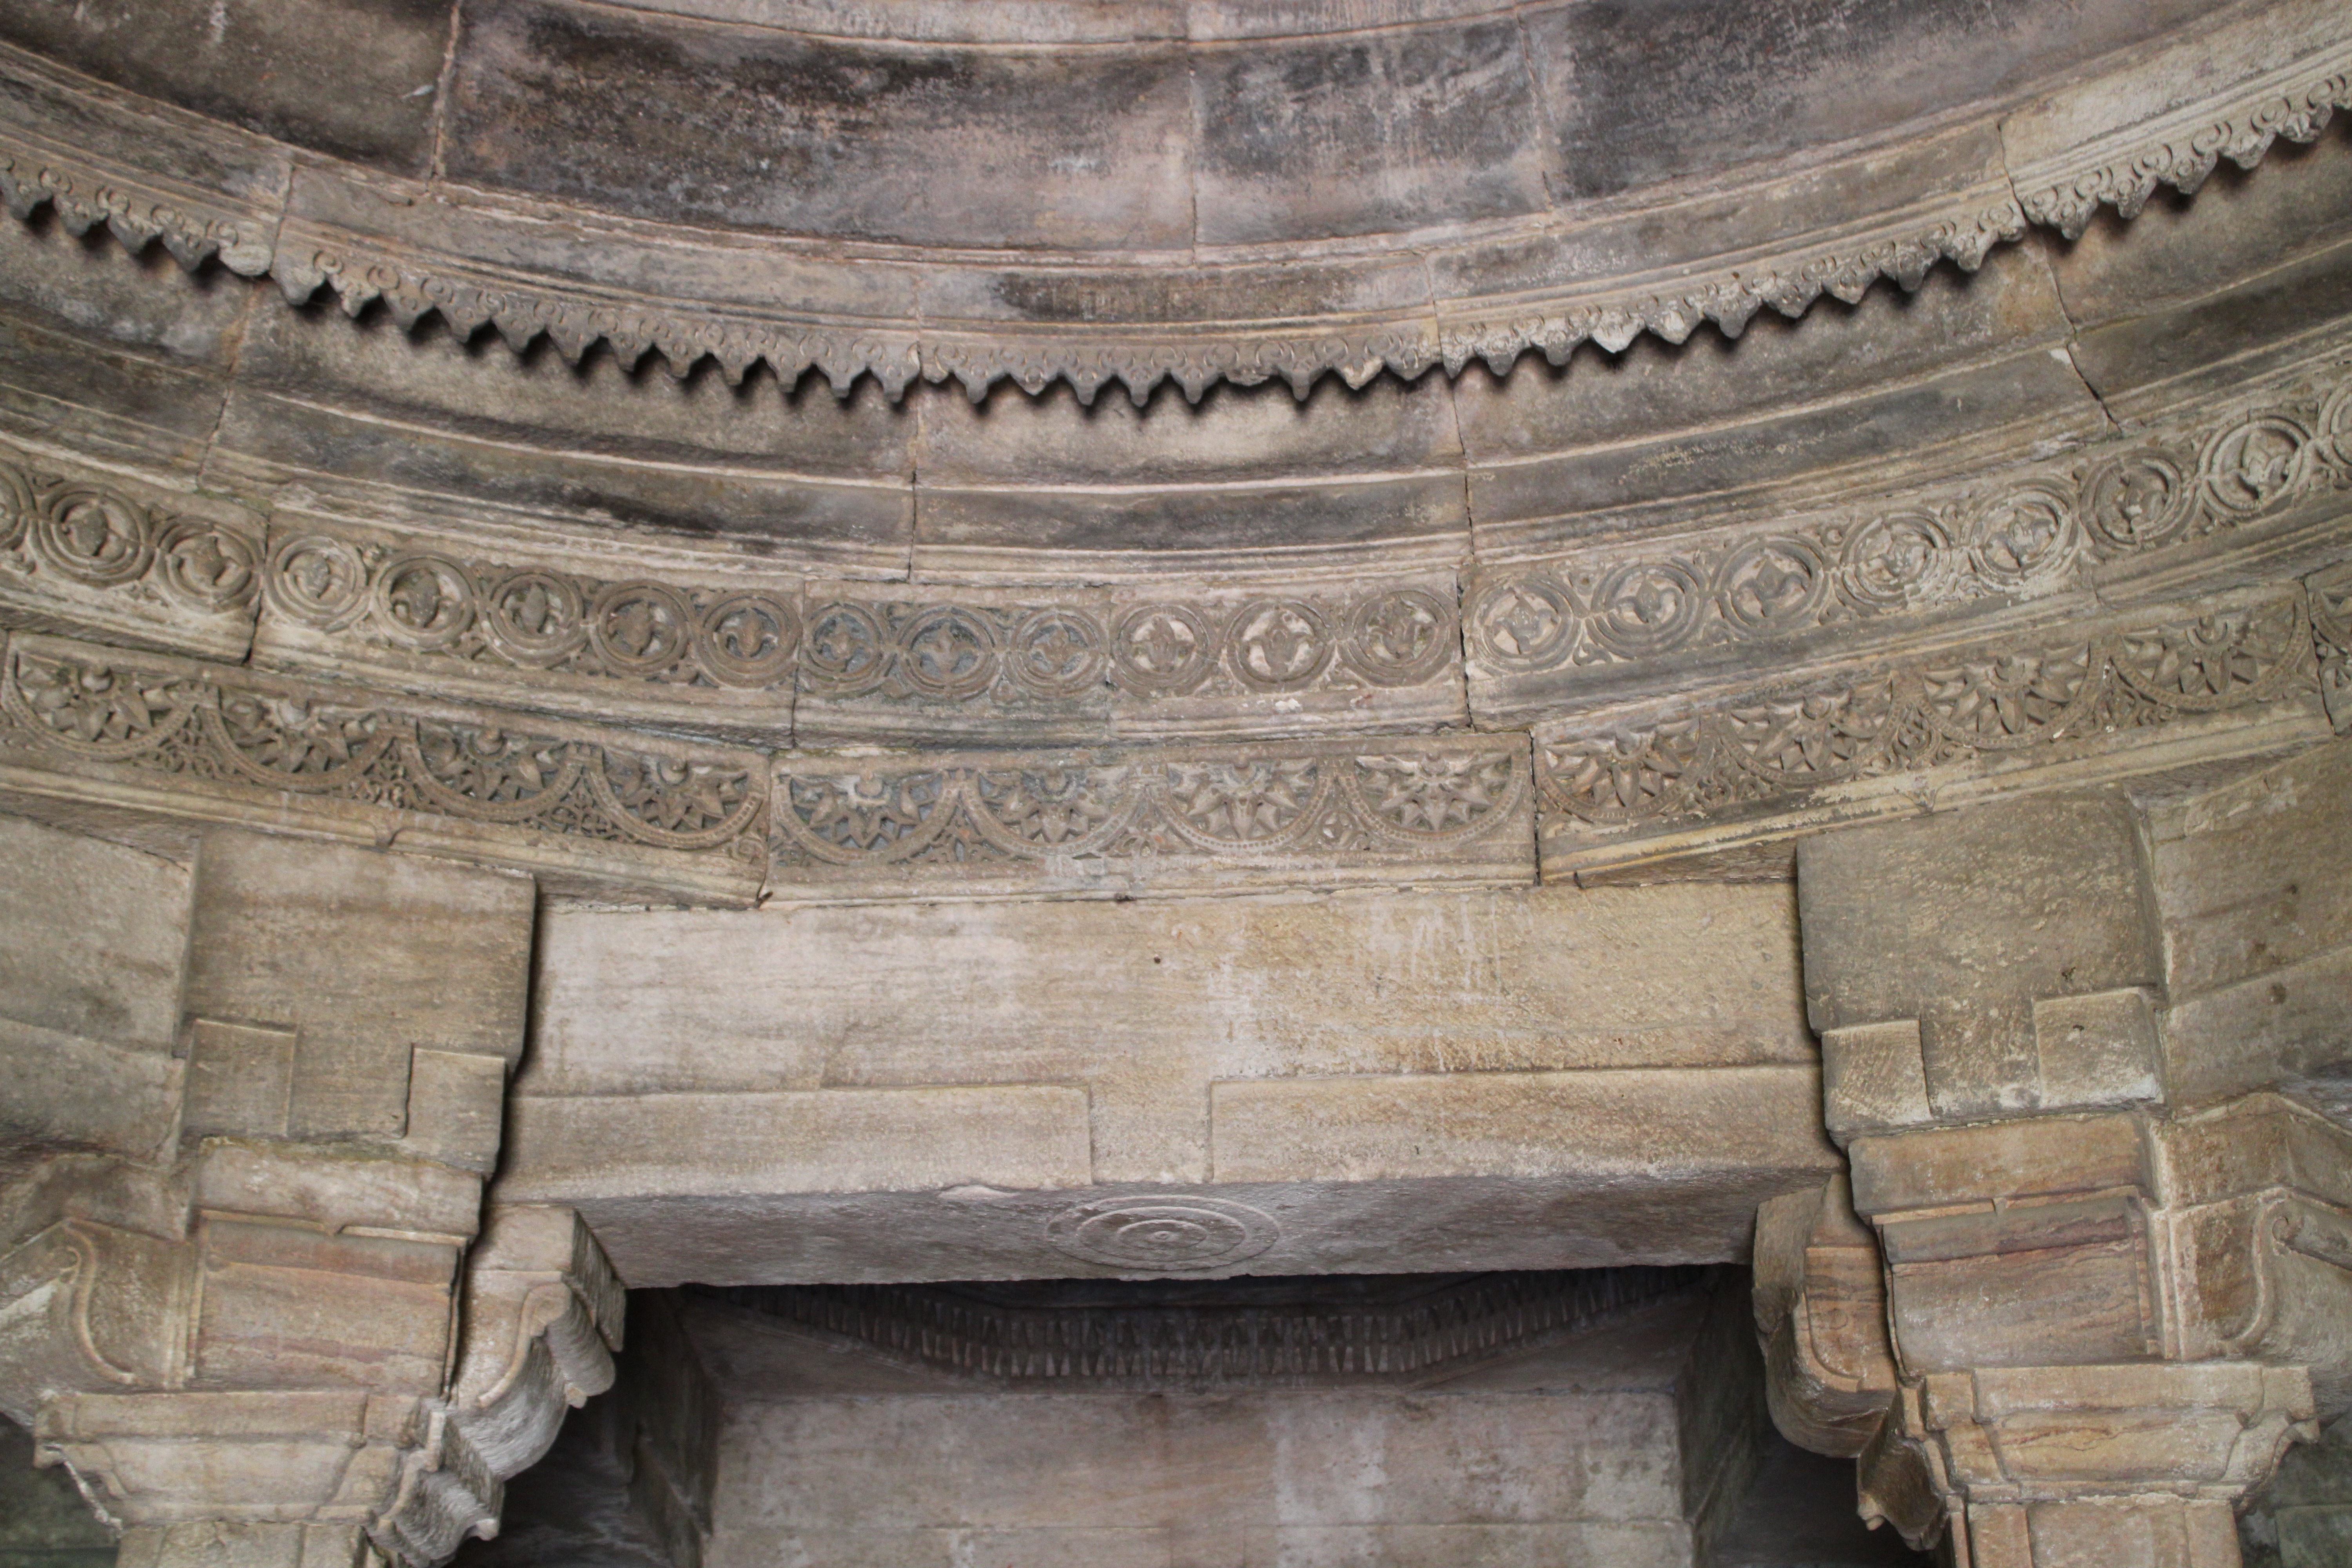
[
  {"left": 0, "top": 631, "right": 770, "bottom": 903},
  {"left": 704, "top": 1266, "right": 1708, "bottom": 1388},
  {"left": 769, "top": 731, "right": 1533, "bottom": 900},
  {"left": 251, "top": 520, "right": 1464, "bottom": 745},
  {"left": 2011, "top": 38, "right": 2352, "bottom": 240},
  {"left": 0, "top": 443, "right": 262, "bottom": 662},
  {"left": 1469, "top": 358, "right": 2352, "bottom": 721},
  {"left": 0, "top": 11, "right": 2342, "bottom": 402},
  {"left": 794, "top": 577, "right": 1463, "bottom": 744},
  {"left": 2312, "top": 560, "right": 2352, "bottom": 732},
  {"left": 1534, "top": 584, "right": 2330, "bottom": 879}
]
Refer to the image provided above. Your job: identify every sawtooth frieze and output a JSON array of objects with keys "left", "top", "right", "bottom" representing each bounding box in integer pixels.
[
  {"left": 769, "top": 732, "right": 1532, "bottom": 900},
  {"left": 1468, "top": 356, "right": 2352, "bottom": 720},
  {"left": 1534, "top": 583, "right": 2329, "bottom": 878},
  {"left": 0, "top": 9, "right": 2343, "bottom": 401},
  {"left": 705, "top": 1266, "right": 1708, "bottom": 1388}
]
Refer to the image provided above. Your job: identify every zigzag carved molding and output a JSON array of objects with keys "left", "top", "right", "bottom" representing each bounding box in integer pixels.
[{"left": 0, "top": 15, "right": 2344, "bottom": 402}]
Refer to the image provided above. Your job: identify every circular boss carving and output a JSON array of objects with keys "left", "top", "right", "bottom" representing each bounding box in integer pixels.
[
  {"left": 267, "top": 534, "right": 370, "bottom": 625},
  {"left": 1468, "top": 577, "right": 1575, "bottom": 667},
  {"left": 1839, "top": 511, "right": 1949, "bottom": 610},
  {"left": 0, "top": 460, "right": 34, "bottom": 551},
  {"left": 154, "top": 522, "right": 260, "bottom": 612},
  {"left": 2083, "top": 452, "right": 2193, "bottom": 552},
  {"left": 1111, "top": 603, "right": 1214, "bottom": 692},
  {"left": 483, "top": 570, "right": 587, "bottom": 665},
  {"left": 2201, "top": 415, "right": 2312, "bottom": 515},
  {"left": 1345, "top": 588, "right": 1453, "bottom": 684},
  {"left": 695, "top": 591, "right": 799, "bottom": 687},
  {"left": 31, "top": 486, "right": 152, "bottom": 586},
  {"left": 370, "top": 552, "right": 477, "bottom": 650},
  {"left": 897, "top": 605, "right": 998, "bottom": 699},
  {"left": 1586, "top": 561, "right": 1704, "bottom": 657},
  {"left": 1045, "top": 1195, "right": 1279, "bottom": 1272},
  {"left": 1005, "top": 607, "right": 1106, "bottom": 698},
  {"left": 1227, "top": 598, "right": 1332, "bottom": 689},
  {"left": 590, "top": 581, "right": 693, "bottom": 674}
]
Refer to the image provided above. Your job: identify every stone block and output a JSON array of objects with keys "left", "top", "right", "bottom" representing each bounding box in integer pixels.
[
  {"left": 444, "top": 0, "right": 1194, "bottom": 248},
  {"left": 251, "top": 515, "right": 802, "bottom": 746},
  {"left": 0, "top": 811, "right": 188, "bottom": 1053},
  {"left": 1821, "top": 1020, "right": 1935, "bottom": 1138},
  {"left": 0, "top": 436, "right": 262, "bottom": 662},
  {"left": 191, "top": 1141, "right": 485, "bottom": 1243},
  {"left": 182, "top": 1020, "right": 298, "bottom": 1140},
  {"left": 1206, "top": 1067, "right": 1831, "bottom": 1186},
  {"left": 1543, "top": 586, "right": 2328, "bottom": 893},
  {"left": 0, "top": 0, "right": 451, "bottom": 171},
  {"left": 403, "top": 1050, "right": 508, "bottom": 1177},
  {"left": 1877, "top": 1196, "right": 2159, "bottom": 1372},
  {"left": 1847, "top": 1114, "right": 2150, "bottom": 1216},
  {"left": 186, "top": 830, "right": 534, "bottom": 1144},
  {"left": 522, "top": 881, "right": 1811, "bottom": 1178},
  {"left": 192, "top": 1220, "right": 459, "bottom": 1394},
  {"left": 904, "top": 368, "right": 1469, "bottom": 582},
  {"left": 2152, "top": 740, "right": 2352, "bottom": 1001},
  {"left": 503, "top": 1085, "right": 1097, "bottom": 1204},
  {"left": 2034, "top": 989, "right": 2163, "bottom": 1111},
  {"left": 212, "top": 303, "right": 915, "bottom": 576},
  {"left": 1797, "top": 791, "right": 2164, "bottom": 1121},
  {"left": 0, "top": 810, "right": 191, "bottom": 1156},
  {"left": 1189, "top": 19, "right": 1545, "bottom": 245}
]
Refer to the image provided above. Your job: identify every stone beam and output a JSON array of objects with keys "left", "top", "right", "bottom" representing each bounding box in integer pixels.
[{"left": 501, "top": 880, "right": 1840, "bottom": 1286}]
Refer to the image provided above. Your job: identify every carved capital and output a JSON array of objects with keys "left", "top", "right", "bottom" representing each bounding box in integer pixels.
[
  {"left": 448, "top": 1206, "right": 624, "bottom": 1481},
  {"left": 1753, "top": 1175, "right": 1899, "bottom": 1457}
]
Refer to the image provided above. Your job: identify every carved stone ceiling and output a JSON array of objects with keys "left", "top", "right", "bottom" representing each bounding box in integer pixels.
[
  {"left": 0, "top": 0, "right": 2345, "bottom": 906},
  {"left": 1, "top": 0, "right": 2347, "bottom": 399}
]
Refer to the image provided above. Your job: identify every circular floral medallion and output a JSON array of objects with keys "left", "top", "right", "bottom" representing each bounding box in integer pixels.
[
  {"left": 370, "top": 553, "right": 477, "bottom": 650},
  {"left": 589, "top": 581, "right": 693, "bottom": 675},
  {"left": 31, "top": 486, "right": 152, "bottom": 586},
  {"left": 2082, "top": 452, "right": 2193, "bottom": 553},
  {"left": 266, "top": 534, "right": 370, "bottom": 626},
  {"left": 694, "top": 591, "right": 799, "bottom": 687}
]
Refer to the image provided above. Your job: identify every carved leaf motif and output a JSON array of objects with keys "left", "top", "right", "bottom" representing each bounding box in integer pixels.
[
  {"left": 973, "top": 769, "right": 1115, "bottom": 847},
  {"left": 11, "top": 652, "right": 197, "bottom": 753},
  {"left": 788, "top": 772, "right": 947, "bottom": 852},
  {"left": 1165, "top": 760, "right": 1318, "bottom": 843},
  {"left": 1354, "top": 753, "right": 1514, "bottom": 833}
]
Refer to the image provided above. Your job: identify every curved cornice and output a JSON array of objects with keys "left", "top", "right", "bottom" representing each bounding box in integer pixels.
[{"left": 0, "top": 5, "right": 2345, "bottom": 403}]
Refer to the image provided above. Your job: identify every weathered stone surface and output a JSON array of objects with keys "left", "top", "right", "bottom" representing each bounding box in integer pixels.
[
  {"left": 0, "top": 0, "right": 450, "bottom": 171},
  {"left": 1798, "top": 792, "right": 2161, "bottom": 1127},
  {"left": 505, "top": 881, "right": 1831, "bottom": 1283},
  {"left": 908, "top": 374, "right": 1470, "bottom": 583},
  {"left": 3, "top": 0, "right": 2340, "bottom": 400},
  {"left": 691, "top": 1276, "right": 1757, "bottom": 1568},
  {"left": 1537, "top": 584, "right": 2330, "bottom": 884},
  {"left": 0, "top": 632, "right": 771, "bottom": 906},
  {"left": 770, "top": 733, "right": 1524, "bottom": 900},
  {"left": 0, "top": 812, "right": 188, "bottom": 1159},
  {"left": 2149, "top": 739, "right": 2352, "bottom": 1107}
]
